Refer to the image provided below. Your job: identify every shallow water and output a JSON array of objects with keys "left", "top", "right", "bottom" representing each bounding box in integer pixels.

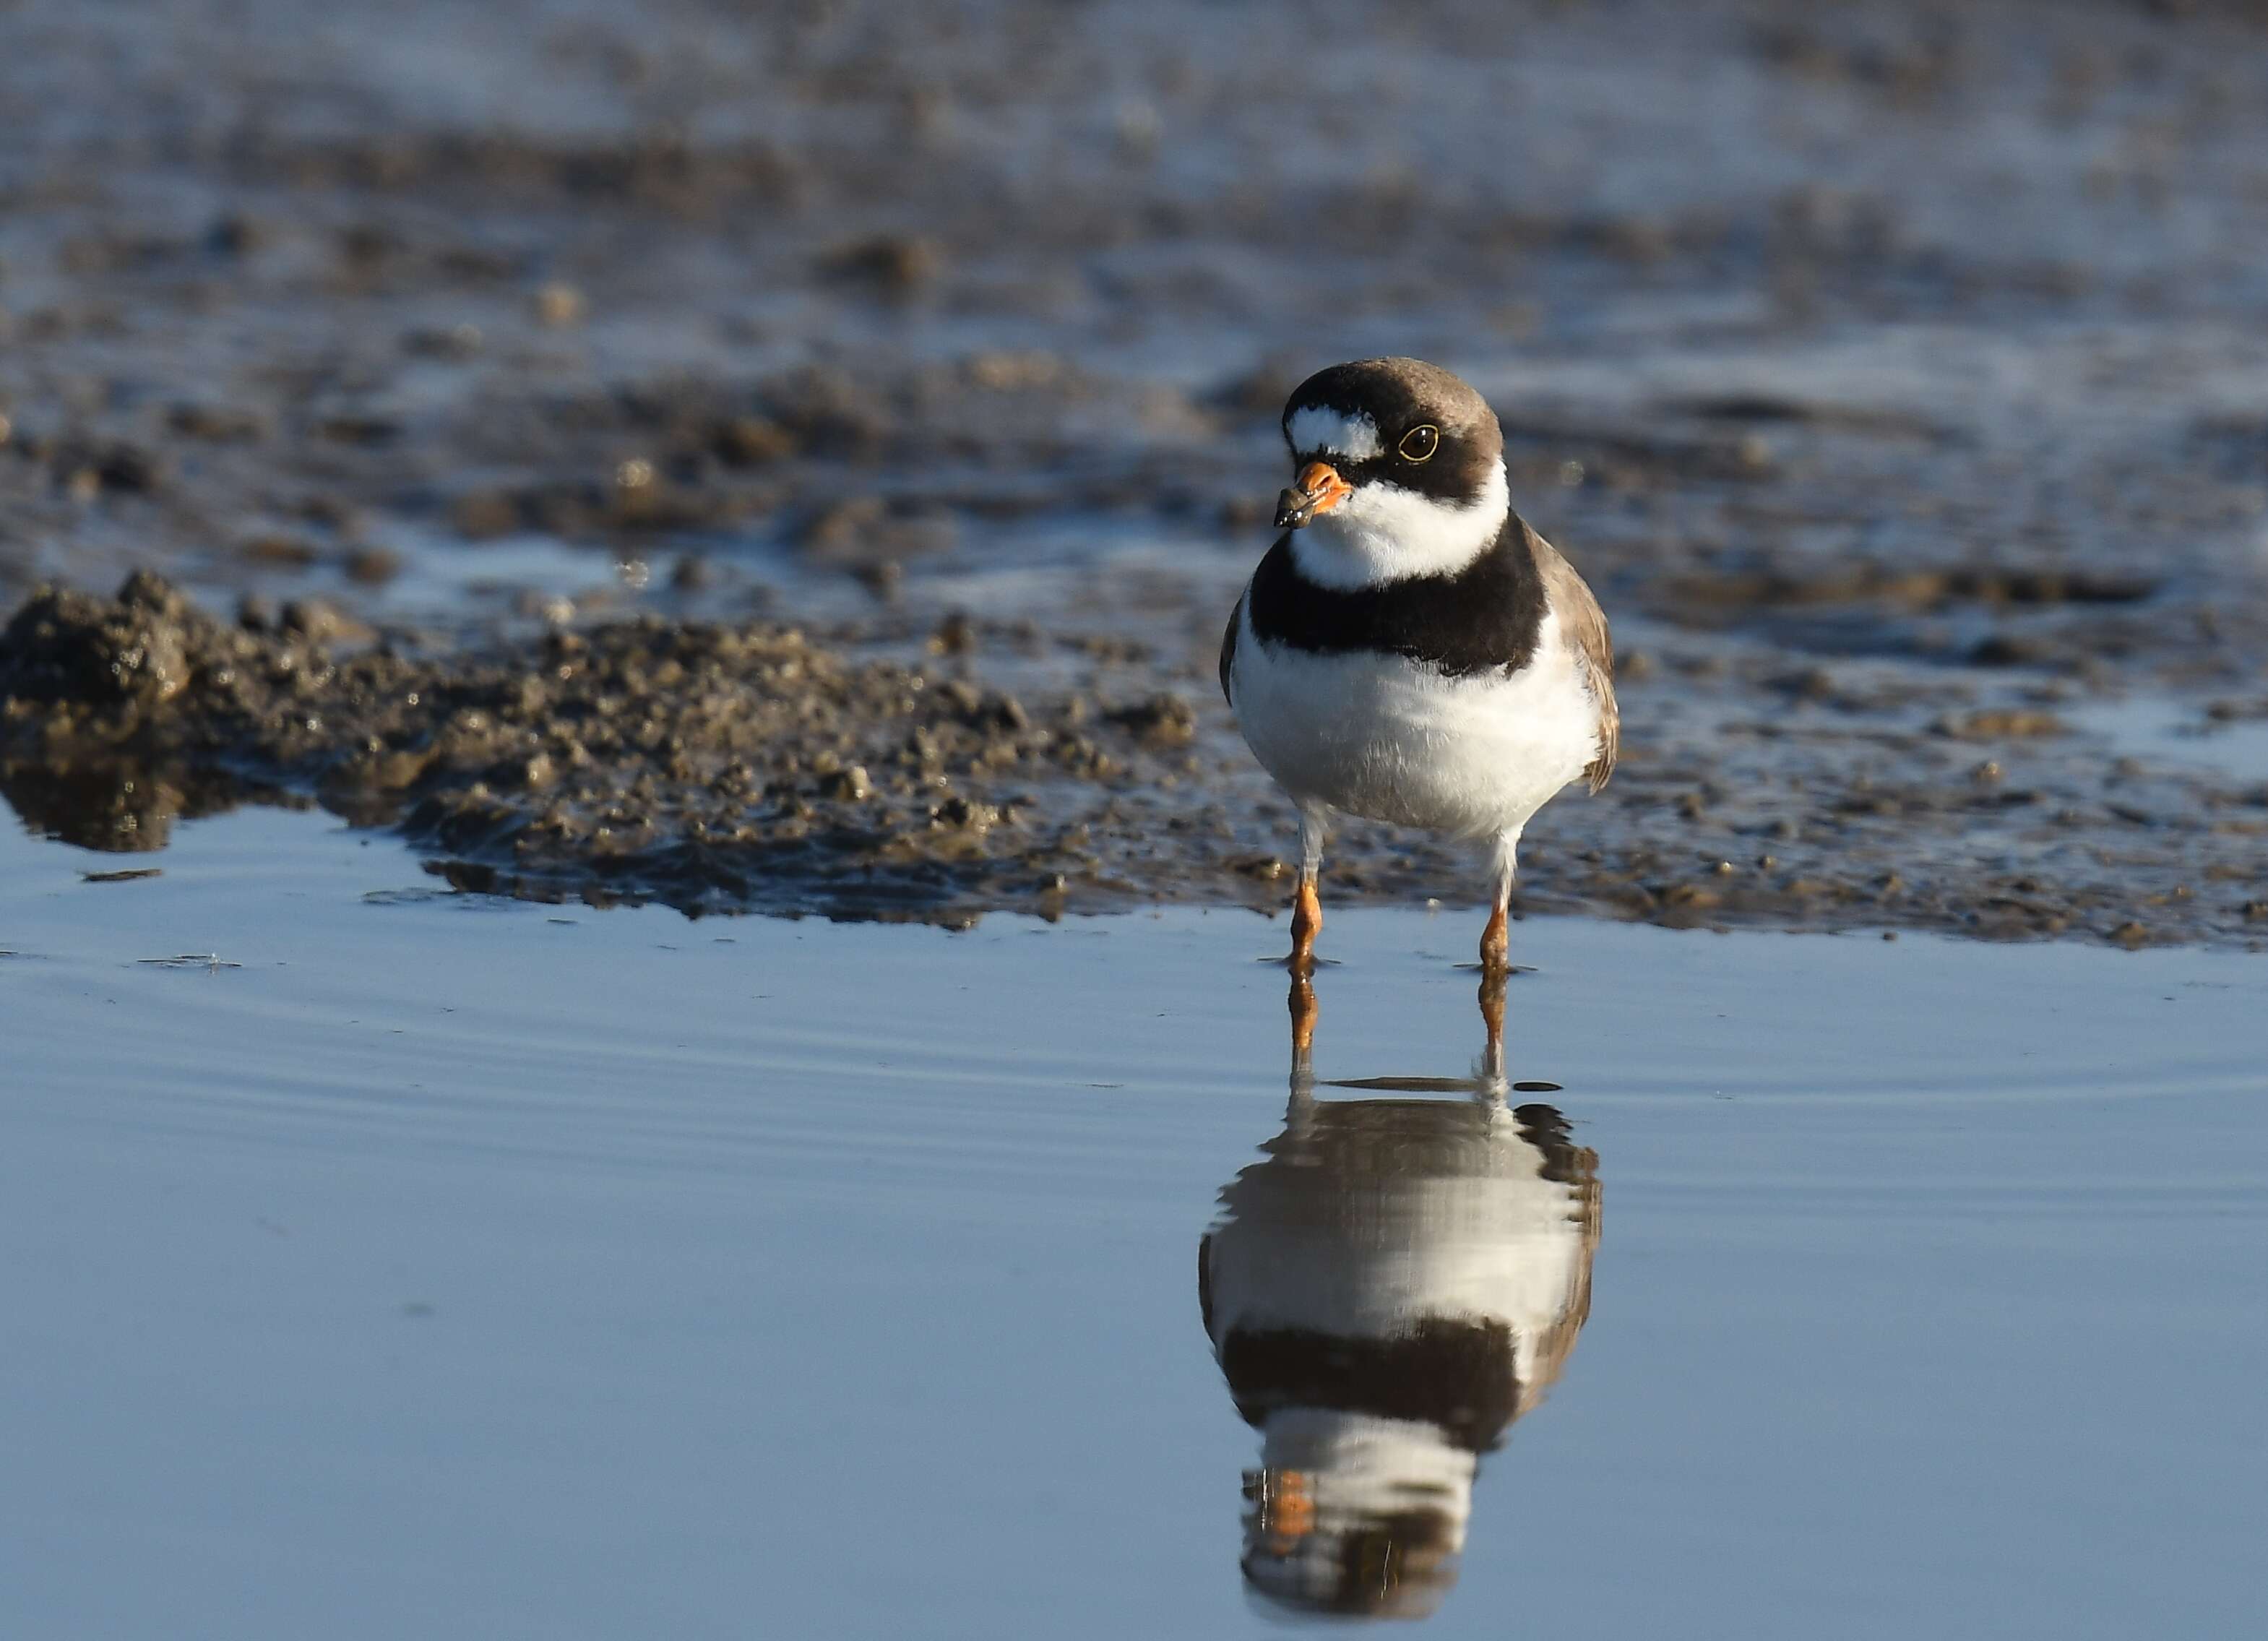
[
  {"left": 2066, "top": 694, "right": 2268, "bottom": 787},
  {"left": 4, "top": 808, "right": 2264, "bottom": 1638}
]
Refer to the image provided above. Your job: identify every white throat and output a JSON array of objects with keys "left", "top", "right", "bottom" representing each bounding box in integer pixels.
[{"left": 1288, "top": 461, "right": 1510, "bottom": 590}]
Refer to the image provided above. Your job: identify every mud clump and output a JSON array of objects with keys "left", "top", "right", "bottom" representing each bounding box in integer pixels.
[
  {"left": 1, "top": 574, "right": 198, "bottom": 710},
  {"left": 0, "top": 576, "right": 1209, "bottom": 919}
]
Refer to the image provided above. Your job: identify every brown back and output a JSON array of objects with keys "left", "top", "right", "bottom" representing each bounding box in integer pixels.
[{"left": 1530, "top": 530, "right": 1617, "bottom": 792}]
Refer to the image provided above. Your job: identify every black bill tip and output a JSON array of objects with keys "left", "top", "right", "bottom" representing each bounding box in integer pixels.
[{"left": 1274, "top": 487, "right": 1313, "bottom": 530}]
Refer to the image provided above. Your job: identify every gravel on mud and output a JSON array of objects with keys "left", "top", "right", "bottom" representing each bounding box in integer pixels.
[{"left": 7, "top": 574, "right": 2264, "bottom": 946}]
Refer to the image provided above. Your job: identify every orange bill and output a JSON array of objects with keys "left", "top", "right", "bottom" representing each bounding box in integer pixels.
[{"left": 1274, "top": 460, "right": 1353, "bottom": 530}]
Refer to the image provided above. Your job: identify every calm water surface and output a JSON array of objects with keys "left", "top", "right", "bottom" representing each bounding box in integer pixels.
[{"left": 3, "top": 809, "right": 2264, "bottom": 1639}]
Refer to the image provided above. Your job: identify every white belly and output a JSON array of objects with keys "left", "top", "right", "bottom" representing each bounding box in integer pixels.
[
  {"left": 1204, "top": 1148, "right": 1594, "bottom": 1390},
  {"left": 1231, "top": 603, "right": 1600, "bottom": 839}
]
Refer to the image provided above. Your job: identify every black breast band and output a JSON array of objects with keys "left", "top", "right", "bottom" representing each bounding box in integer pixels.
[{"left": 1244, "top": 513, "right": 1547, "bottom": 676}]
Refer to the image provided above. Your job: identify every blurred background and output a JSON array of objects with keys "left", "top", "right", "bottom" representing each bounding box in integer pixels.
[
  {"left": 6, "top": 0, "right": 2268, "bottom": 927},
  {"left": 9, "top": 0, "right": 2268, "bottom": 621}
]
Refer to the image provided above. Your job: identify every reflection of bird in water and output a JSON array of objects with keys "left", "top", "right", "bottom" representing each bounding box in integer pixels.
[{"left": 1198, "top": 975, "right": 1600, "bottom": 1620}]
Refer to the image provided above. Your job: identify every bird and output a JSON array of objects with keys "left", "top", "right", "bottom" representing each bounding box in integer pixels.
[
  {"left": 1220, "top": 357, "right": 1617, "bottom": 975},
  {"left": 1197, "top": 975, "right": 1600, "bottom": 1619}
]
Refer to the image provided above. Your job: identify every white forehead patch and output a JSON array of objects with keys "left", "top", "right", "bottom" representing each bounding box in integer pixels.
[{"left": 1285, "top": 406, "right": 1382, "bottom": 462}]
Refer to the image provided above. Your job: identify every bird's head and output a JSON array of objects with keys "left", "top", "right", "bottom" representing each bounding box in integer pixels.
[
  {"left": 1238, "top": 1440, "right": 1471, "bottom": 1621},
  {"left": 1275, "top": 358, "right": 1509, "bottom": 588}
]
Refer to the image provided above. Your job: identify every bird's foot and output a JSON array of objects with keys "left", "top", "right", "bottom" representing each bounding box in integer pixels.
[
  {"left": 1288, "top": 877, "right": 1323, "bottom": 976},
  {"left": 1479, "top": 903, "right": 1510, "bottom": 976}
]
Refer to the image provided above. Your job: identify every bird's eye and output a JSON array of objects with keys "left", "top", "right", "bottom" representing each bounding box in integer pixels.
[{"left": 1398, "top": 424, "right": 1439, "bottom": 462}]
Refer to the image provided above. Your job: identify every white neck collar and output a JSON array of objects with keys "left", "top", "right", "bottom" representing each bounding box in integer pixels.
[{"left": 1288, "top": 462, "right": 1510, "bottom": 590}]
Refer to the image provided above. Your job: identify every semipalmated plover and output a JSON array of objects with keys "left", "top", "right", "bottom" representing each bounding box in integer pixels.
[
  {"left": 1221, "top": 358, "right": 1617, "bottom": 973},
  {"left": 1199, "top": 978, "right": 1599, "bottom": 1618}
]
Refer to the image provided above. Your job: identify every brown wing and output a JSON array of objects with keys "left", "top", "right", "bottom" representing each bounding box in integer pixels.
[
  {"left": 1219, "top": 590, "right": 1243, "bottom": 707},
  {"left": 1530, "top": 530, "right": 1617, "bottom": 792}
]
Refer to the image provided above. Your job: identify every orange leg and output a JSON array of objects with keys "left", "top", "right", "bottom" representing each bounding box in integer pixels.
[
  {"left": 1289, "top": 874, "right": 1323, "bottom": 975},
  {"left": 1478, "top": 965, "right": 1506, "bottom": 1067},
  {"left": 1480, "top": 901, "right": 1509, "bottom": 975},
  {"left": 1288, "top": 973, "right": 1317, "bottom": 1059},
  {"left": 1483, "top": 830, "right": 1520, "bottom": 977}
]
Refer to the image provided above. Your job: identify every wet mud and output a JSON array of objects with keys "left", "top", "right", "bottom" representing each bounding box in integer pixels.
[
  {"left": 7, "top": 570, "right": 2265, "bottom": 944},
  {"left": 5, "top": 1, "right": 2268, "bottom": 943},
  {"left": 0, "top": 573, "right": 1217, "bottom": 921}
]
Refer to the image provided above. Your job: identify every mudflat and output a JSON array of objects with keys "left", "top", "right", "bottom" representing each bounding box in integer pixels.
[{"left": 6, "top": 0, "right": 2268, "bottom": 943}]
